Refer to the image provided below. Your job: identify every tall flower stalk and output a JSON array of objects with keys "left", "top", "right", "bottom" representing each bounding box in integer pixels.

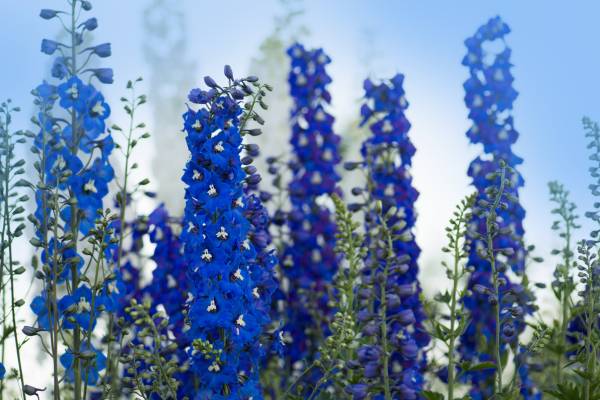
[
  {"left": 28, "top": 1, "right": 117, "bottom": 398},
  {"left": 181, "top": 68, "right": 274, "bottom": 398},
  {"left": 0, "top": 101, "right": 28, "bottom": 400},
  {"left": 458, "top": 16, "right": 539, "bottom": 398},
  {"left": 346, "top": 74, "right": 429, "bottom": 399},
  {"left": 281, "top": 43, "right": 342, "bottom": 368}
]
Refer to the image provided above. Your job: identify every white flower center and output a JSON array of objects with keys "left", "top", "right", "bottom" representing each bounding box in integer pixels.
[
  {"left": 208, "top": 362, "right": 220, "bottom": 372},
  {"left": 67, "top": 83, "right": 78, "bottom": 99},
  {"left": 206, "top": 299, "right": 217, "bottom": 312},
  {"left": 311, "top": 171, "right": 322, "bottom": 185},
  {"left": 296, "top": 74, "right": 307, "bottom": 86},
  {"left": 207, "top": 184, "right": 217, "bottom": 197},
  {"left": 279, "top": 331, "right": 286, "bottom": 345},
  {"left": 382, "top": 120, "right": 393, "bottom": 133},
  {"left": 236, "top": 314, "right": 246, "bottom": 327},
  {"left": 201, "top": 249, "right": 213, "bottom": 262},
  {"left": 216, "top": 226, "right": 228, "bottom": 240},
  {"left": 233, "top": 269, "right": 243, "bottom": 281},
  {"left": 83, "top": 179, "right": 97, "bottom": 193},
  {"left": 187, "top": 221, "right": 195, "bottom": 232},
  {"left": 192, "top": 120, "right": 202, "bottom": 131},
  {"left": 107, "top": 281, "right": 118, "bottom": 294},
  {"left": 213, "top": 141, "right": 224, "bottom": 153},
  {"left": 91, "top": 101, "right": 105, "bottom": 116},
  {"left": 77, "top": 297, "right": 91, "bottom": 313},
  {"left": 315, "top": 110, "right": 326, "bottom": 122},
  {"left": 234, "top": 198, "right": 244, "bottom": 208},
  {"left": 252, "top": 287, "right": 260, "bottom": 298},
  {"left": 167, "top": 275, "right": 176, "bottom": 288},
  {"left": 192, "top": 170, "right": 202, "bottom": 180},
  {"left": 242, "top": 239, "right": 251, "bottom": 250}
]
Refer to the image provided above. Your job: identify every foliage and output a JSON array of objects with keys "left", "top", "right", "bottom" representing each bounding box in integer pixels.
[{"left": 2, "top": 2, "right": 600, "bottom": 400}]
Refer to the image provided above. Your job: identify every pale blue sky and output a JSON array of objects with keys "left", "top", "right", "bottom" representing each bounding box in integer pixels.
[{"left": 1, "top": 1, "right": 599, "bottom": 303}]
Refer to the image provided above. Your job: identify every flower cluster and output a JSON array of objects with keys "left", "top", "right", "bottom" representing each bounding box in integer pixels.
[
  {"left": 458, "top": 16, "right": 538, "bottom": 398},
  {"left": 281, "top": 43, "right": 341, "bottom": 364},
  {"left": 29, "top": 1, "right": 117, "bottom": 394},
  {"left": 181, "top": 69, "right": 275, "bottom": 399},
  {"left": 347, "top": 74, "right": 429, "bottom": 399}
]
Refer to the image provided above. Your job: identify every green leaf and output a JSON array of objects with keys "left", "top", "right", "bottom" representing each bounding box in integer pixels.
[
  {"left": 422, "top": 391, "right": 444, "bottom": 400},
  {"left": 467, "top": 361, "right": 496, "bottom": 372}
]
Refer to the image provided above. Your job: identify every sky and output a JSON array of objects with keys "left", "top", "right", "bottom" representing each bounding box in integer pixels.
[{"left": 1, "top": 0, "right": 599, "bottom": 326}]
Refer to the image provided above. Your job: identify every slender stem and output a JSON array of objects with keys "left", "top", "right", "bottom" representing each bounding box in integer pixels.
[
  {"left": 556, "top": 221, "right": 571, "bottom": 384},
  {"left": 106, "top": 85, "right": 137, "bottom": 397},
  {"left": 379, "top": 213, "right": 394, "bottom": 400},
  {"left": 68, "top": 2, "right": 83, "bottom": 398},
  {"left": 447, "top": 203, "right": 468, "bottom": 400},
  {"left": 584, "top": 247, "right": 595, "bottom": 400},
  {"left": 0, "top": 112, "right": 7, "bottom": 400},
  {"left": 1, "top": 111, "right": 26, "bottom": 399},
  {"left": 488, "top": 166, "right": 507, "bottom": 395}
]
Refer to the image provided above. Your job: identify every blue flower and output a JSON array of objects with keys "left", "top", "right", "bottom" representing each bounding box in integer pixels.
[
  {"left": 60, "top": 343, "right": 106, "bottom": 386},
  {"left": 88, "top": 68, "right": 114, "bottom": 84},
  {"left": 58, "top": 285, "right": 106, "bottom": 331},
  {"left": 80, "top": 17, "right": 98, "bottom": 31},
  {"left": 282, "top": 43, "right": 341, "bottom": 366},
  {"left": 82, "top": 90, "right": 111, "bottom": 139},
  {"left": 0, "top": 363, "right": 4, "bottom": 380},
  {"left": 458, "top": 16, "right": 535, "bottom": 397},
  {"left": 89, "top": 43, "right": 111, "bottom": 58},
  {"left": 181, "top": 73, "right": 274, "bottom": 397},
  {"left": 31, "top": 295, "right": 55, "bottom": 330},
  {"left": 58, "top": 76, "right": 93, "bottom": 112},
  {"left": 40, "top": 9, "right": 59, "bottom": 19},
  {"left": 41, "top": 39, "right": 60, "bottom": 55},
  {"left": 51, "top": 57, "right": 69, "bottom": 79},
  {"left": 349, "top": 74, "right": 429, "bottom": 397}
]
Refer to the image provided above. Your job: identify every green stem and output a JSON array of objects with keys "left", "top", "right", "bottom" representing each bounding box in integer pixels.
[
  {"left": 2, "top": 110, "right": 26, "bottom": 399},
  {"left": 447, "top": 203, "right": 468, "bottom": 400},
  {"left": 68, "top": 2, "right": 83, "bottom": 398},
  {"left": 379, "top": 213, "right": 394, "bottom": 400},
  {"left": 488, "top": 165, "right": 507, "bottom": 395},
  {"left": 584, "top": 248, "right": 595, "bottom": 400},
  {"left": 556, "top": 222, "right": 571, "bottom": 385}
]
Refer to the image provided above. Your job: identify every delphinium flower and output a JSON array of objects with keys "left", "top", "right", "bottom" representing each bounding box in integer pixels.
[
  {"left": 181, "top": 70, "right": 274, "bottom": 399},
  {"left": 27, "top": 1, "right": 118, "bottom": 397},
  {"left": 280, "top": 43, "right": 341, "bottom": 368},
  {"left": 459, "top": 16, "right": 537, "bottom": 398},
  {"left": 346, "top": 74, "right": 429, "bottom": 399}
]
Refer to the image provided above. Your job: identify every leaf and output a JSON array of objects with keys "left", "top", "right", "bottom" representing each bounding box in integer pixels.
[
  {"left": 422, "top": 391, "right": 444, "bottom": 400},
  {"left": 466, "top": 361, "right": 496, "bottom": 372}
]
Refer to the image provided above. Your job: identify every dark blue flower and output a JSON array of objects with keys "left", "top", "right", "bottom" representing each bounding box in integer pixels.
[
  {"left": 281, "top": 43, "right": 342, "bottom": 367},
  {"left": 350, "top": 74, "right": 429, "bottom": 397},
  {"left": 345, "top": 383, "right": 368, "bottom": 400},
  {"left": 89, "top": 43, "right": 111, "bottom": 58},
  {"left": 40, "top": 9, "right": 59, "bottom": 19},
  {"left": 458, "top": 16, "right": 535, "bottom": 397},
  {"left": 80, "top": 17, "right": 98, "bottom": 31},
  {"left": 88, "top": 68, "right": 114, "bottom": 84},
  {"left": 51, "top": 57, "right": 69, "bottom": 79},
  {"left": 41, "top": 39, "right": 60, "bottom": 55}
]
